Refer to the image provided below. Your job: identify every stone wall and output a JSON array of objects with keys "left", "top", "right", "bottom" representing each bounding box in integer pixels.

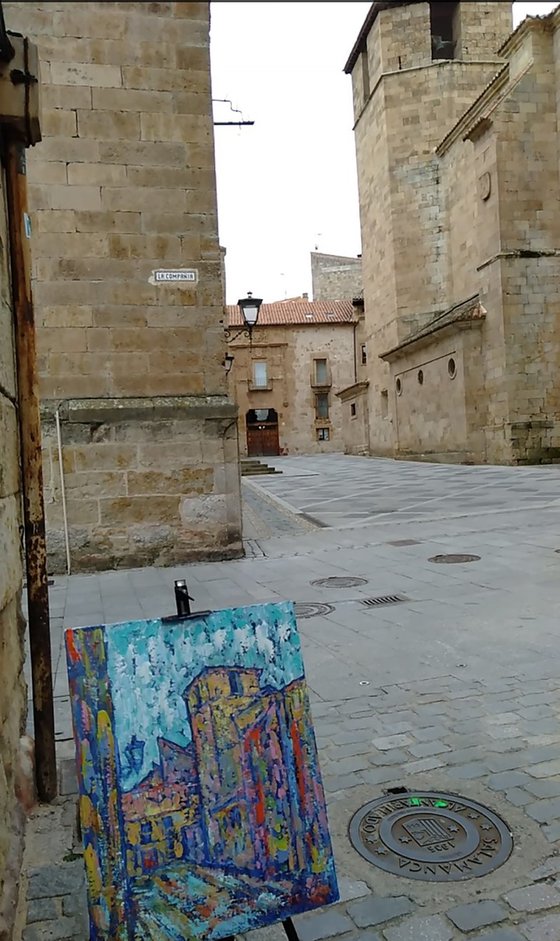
[
  {"left": 228, "top": 323, "right": 355, "bottom": 456},
  {"left": 435, "top": 13, "right": 560, "bottom": 464},
  {"left": 0, "top": 149, "right": 27, "bottom": 938},
  {"left": 4, "top": 1, "right": 242, "bottom": 571},
  {"left": 385, "top": 325, "right": 487, "bottom": 463},
  {"left": 310, "top": 252, "right": 362, "bottom": 301}
]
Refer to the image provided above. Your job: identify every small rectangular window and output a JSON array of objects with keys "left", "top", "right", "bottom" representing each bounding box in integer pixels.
[
  {"left": 315, "top": 392, "right": 329, "bottom": 420},
  {"left": 317, "top": 428, "right": 330, "bottom": 441},
  {"left": 350, "top": 402, "right": 357, "bottom": 418},
  {"left": 361, "top": 344, "right": 367, "bottom": 366},
  {"left": 252, "top": 361, "right": 267, "bottom": 388},
  {"left": 314, "top": 358, "right": 328, "bottom": 385}
]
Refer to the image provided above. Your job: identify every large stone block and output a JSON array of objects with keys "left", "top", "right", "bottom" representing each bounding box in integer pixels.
[
  {"left": 67, "top": 162, "right": 127, "bottom": 185},
  {"left": 126, "top": 466, "right": 213, "bottom": 495},
  {"left": 50, "top": 61, "right": 123, "bottom": 87},
  {"left": 77, "top": 108, "right": 141, "bottom": 140},
  {"left": 91, "top": 86, "right": 172, "bottom": 112},
  {"left": 99, "top": 494, "right": 180, "bottom": 524},
  {"left": 139, "top": 111, "right": 212, "bottom": 143},
  {"left": 44, "top": 183, "right": 102, "bottom": 211}
]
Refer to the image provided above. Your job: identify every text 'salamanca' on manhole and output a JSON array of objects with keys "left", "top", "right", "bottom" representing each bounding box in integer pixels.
[{"left": 348, "top": 791, "right": 513, "bottom": 882}]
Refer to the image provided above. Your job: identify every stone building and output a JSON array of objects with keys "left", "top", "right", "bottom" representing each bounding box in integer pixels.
[
  {"left": 345, "top": 1, "right": 560, "bottom": 464},
  {"left": 225, "top": 299, "right": 355, "bottom": 457},
  {"left": 4, "top": 1, "right": 242, "bottom": 571},
  {"left": 336, "top": 299, "right": 371, "bottom": 455},
  {"left": 0, "top": 167, "right": 26, "bottom": 941},
  {"left": 311, "top": 251, "right": 362, "bottom": 302}
]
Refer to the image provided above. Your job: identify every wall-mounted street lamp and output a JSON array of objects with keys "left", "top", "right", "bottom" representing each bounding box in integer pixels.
[
  {"left": 223, "top": 352, "right": 235, "bottom": 375},
  {"left": 224, "top": 291, "right": 263, "bottom": 344}
]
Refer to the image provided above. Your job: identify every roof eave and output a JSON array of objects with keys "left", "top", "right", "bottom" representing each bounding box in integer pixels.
[
  {"left": 380, "top": 318, "right": 484, "bottom": 362},
  {"left": 336, "top": 381, "right": 370, "bottom": 400}
]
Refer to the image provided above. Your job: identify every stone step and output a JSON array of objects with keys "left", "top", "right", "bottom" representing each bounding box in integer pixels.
[{"left": 241, "top": 459, "right": 282, "bottom": 476}]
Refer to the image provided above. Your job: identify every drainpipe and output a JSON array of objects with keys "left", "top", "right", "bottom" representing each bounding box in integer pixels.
[
  {"left": 55, "top": 407, "right": 71, "bottom": 576},
  {"left": 5, "top": 134, "right": 56, "bottom": 802}
]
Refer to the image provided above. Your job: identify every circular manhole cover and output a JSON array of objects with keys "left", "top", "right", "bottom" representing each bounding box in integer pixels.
[
  {"left": 294, "top": 602, "right": 334, "bottom": 619},
  {"left": 310, "top": 576, "right": 368, "bottom": 589},
  {"left": 429, "top": 554, "right": 481, "bottom": 564},
  {"left": 349, "top": 791, "right": 513, "bottom": 882}
]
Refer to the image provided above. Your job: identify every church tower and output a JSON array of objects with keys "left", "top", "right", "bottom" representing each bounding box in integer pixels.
[{"left": 345, "top": 1, "right": 512, "bottom": 455}]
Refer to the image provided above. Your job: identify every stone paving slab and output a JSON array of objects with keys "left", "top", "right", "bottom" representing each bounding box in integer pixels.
[{"left": 20, "top": 455, "right": 560, "bottom": 940}]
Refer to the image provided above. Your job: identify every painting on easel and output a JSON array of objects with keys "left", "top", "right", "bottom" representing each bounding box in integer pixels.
[{"left": 65, "top": 601, "right": 338, "bottom": 940}]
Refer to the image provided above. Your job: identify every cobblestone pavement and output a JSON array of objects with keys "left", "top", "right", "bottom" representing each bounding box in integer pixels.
[{"left": 20, "top": 454, "right": 560, "bottom": 940}]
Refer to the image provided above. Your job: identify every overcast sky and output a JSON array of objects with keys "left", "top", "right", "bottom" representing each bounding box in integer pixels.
[{"left": 210, "top": 2, "right": 558, "bottom": 305}]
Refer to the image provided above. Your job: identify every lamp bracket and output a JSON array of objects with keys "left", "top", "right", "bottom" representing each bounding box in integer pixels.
[{"left": 224, "top": 326, "right": 252, "bottom": 343}]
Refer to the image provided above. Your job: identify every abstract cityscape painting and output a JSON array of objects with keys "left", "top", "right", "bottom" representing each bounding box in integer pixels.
[{"left": 65, "top": 601, "right": 338, "bottom": 940}]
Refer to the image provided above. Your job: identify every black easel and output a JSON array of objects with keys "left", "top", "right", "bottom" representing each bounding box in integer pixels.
[
  {"left": 163, "top": 581, "right": 301, "bottom": 941},
  {"left": 222, "top": 918, "right": 299, "bottom": 941}
]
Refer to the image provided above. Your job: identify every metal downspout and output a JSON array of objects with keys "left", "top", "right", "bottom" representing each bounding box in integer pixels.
[{"left": 5, "top": 136, "right": 56, "bottom": 802}]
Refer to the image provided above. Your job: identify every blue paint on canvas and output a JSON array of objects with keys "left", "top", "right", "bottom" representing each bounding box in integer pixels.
[{"left": 66, "top": 601, "right": 339, "bottom": 940}]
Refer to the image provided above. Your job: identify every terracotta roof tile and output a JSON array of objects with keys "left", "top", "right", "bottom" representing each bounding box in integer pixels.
[{"left": 226, "top": 299, "right": 354, "bottom": 326}]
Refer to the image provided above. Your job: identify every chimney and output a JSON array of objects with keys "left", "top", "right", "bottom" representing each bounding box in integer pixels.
[{"left": 302, "top": 292, "right": 309, "bottom": 300}]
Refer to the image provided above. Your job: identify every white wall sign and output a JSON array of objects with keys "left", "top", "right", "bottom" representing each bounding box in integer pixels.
[{"left": 150, "top": 268, "right": 199, "bottom": 285}]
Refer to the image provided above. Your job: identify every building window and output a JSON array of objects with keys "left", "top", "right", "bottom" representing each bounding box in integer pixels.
[
  {"left": 361, "top": 344, "right": 367, "bottom": 366},
  {"left": 418, "top": 369, "right": 424, "bottom": 385},
  {"left": 396, "top": 377, "right": 403, "bottom": 396},
  {"left": 317, "top": 428, "right": 330, "bottom": 441},
  {"left": 350, "top": 402, "right": 357, "bottom": 418},
  {"left": 315, "top": 392, "right": 329, "bottom": 420},
  {"left": 252, "top": 361, "right": 268, "bottom": 388},
  {"left": 430, "top": 1, "right": 459, "bottom": 60},
  {"left": 448, "top": 357, "right": 457, "bottom": 379},
  {"left": 314, "top": 358, "right": 329, "bottom": 385}
]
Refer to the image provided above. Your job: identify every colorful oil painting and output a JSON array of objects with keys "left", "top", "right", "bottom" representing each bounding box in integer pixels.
[{"left": 65, "top": 601, "right": 338, "bottom": 940}]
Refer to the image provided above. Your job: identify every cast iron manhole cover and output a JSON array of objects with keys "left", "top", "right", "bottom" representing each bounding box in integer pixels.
[
  {"left": 349, "top": 791, "right": 513, "bottom": 882},
  {"left": 310, "top": 576, "right": 368, "bottom": 589},
  {"left": 294, "top": 602, "right": 334, "bottom": 619},
  {"left": 429, "top": 554, "right": 481, "bottom": 564}
]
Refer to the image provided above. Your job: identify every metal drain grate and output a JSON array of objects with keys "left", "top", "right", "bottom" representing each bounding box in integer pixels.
[
  {"left": 429, "top": 554, "right": 481, "bottom": 564},
  {"left": 361, "top": 594, "right": 407, "bottom": 607}
]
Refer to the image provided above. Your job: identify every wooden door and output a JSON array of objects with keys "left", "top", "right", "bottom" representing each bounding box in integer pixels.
[{"left": 247, "top": 422, "right": 280, "bottom": 457}]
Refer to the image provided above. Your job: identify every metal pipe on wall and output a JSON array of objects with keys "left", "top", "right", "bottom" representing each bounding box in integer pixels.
[
  {"left": 5, "top": 137, "right": 56, "bottom": 803},
  {"left": 55, "top": 408, "right": 71, "bottom": 576}
]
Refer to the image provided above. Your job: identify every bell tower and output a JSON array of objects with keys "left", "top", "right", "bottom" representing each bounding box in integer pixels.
[{"left": 344, "top": 1, "right": 513, "bottom": 455}]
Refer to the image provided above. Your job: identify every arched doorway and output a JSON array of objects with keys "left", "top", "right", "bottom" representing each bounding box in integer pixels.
[{"left": 246, "top": 408, "right": 280, "bottom": 457}]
